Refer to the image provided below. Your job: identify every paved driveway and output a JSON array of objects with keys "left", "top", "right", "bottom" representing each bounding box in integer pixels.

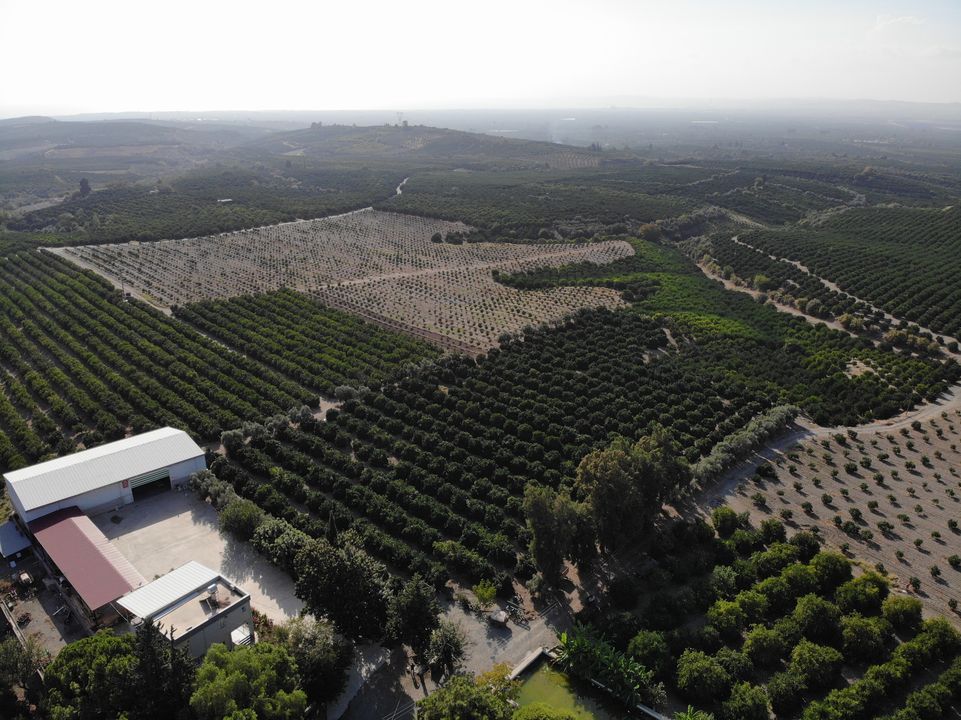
[{"left": 92, "top": 488, "right": 303, "bottom": 623}]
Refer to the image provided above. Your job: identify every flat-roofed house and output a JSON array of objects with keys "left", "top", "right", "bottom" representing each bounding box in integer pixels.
[{"left": 117, "top": 561, "right": 254, "bottom": 658}]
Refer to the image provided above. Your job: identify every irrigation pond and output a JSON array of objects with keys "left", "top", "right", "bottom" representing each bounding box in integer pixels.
[{"left": 515, "top": 658, "right": 625, "bottom": 719}]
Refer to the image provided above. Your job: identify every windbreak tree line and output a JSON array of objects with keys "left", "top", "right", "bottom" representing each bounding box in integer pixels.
[{"left": 192, "top": 468, "right": 468, "bottom": 680}]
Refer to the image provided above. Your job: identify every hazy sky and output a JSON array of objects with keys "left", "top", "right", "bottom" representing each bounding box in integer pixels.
[{"left": 2, "top": 0, "right": 960, "bottom": 117}]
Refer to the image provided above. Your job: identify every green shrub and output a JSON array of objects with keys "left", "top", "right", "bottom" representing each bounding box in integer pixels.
[
  {"left": 720, "top": 682, "right": 769, "bottom": 720},
  {"left": 712, "top": 506, "right": 740, "bottom": 539},
  {"left": 793, "top": 594, "right": 842, "bottom": 643},
  {"left": 882, "top": 596, "right": 923, "bottom": 634},
  {"left": 841, "top": 614, "right": 891, "bottom": 663},
  {"left": 835, "top": 572, "right": 889, "bottom": 615},
  {"left": 627, "top": 630, "right": 670, "bottom": 678},
  {"left": 790, "top": 639, "right": 843, "bottom": 689},
  {"left": 219, "top": 497, "right": 265, "bottom": 541},
  {"left": 767, "top": 671, "right": 805, "bottom": 716},
  {"left": 743, "top": 624, "right": 786, "bottom": 666},
  {"left": 707, "top": 600, "right": 746, "bottom": 642},
  {"left": 676, "top": 649, "right": 731, "bottom": 704},
  {"left": 811, "top": 551, "right": 852, "bottom": 593}
]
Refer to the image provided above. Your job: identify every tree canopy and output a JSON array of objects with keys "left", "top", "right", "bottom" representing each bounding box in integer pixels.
[
  {"left": 576, "top": 425, "right": 689, "bottom": 549},
  {"left": 417, "top": 674, "right": 511, "bottom": 720},
  {"left": 269, "top": 616, "right": 353, "bottom": 705},
  {"left": 190, "top": 643, "right": 307, "bottom": 720},
  {"left": 295, "top": 536, "right": 390, "bottom": 640},
  {"left": 427, "top": 620, "right": 469, "bottom": 679},
  {"left": 386, "top": 574, "right": 441, "bottom": 655},
  {"left": 523, "top": 484, "right": 592, "bottom": 582},
  {"left": 42, "top": 623, "right": 194, "bottom": 720}
]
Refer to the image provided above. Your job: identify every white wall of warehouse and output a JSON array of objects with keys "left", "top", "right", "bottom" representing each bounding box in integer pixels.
[
  {"left": 15, "top": 454, "right": 206, "bottom": 524},
  {"left": 168, "top": 456, "right": 207, "bottom": 487},
  {"left": 17, "top": 481, "right": 134, "bottom": 524}
]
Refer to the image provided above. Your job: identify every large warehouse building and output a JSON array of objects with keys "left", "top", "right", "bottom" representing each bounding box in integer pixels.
[
  {"left": 3, "top": 427, "right": 206, "bottom": 524},
  {"left": 1, "top": 427, "right": 208, "bottom": 623}
]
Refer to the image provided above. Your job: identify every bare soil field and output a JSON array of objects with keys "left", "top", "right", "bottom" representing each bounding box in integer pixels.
[
  {"left": 55, "top": 209, "right": 632, "bottom": 350},
  {"left": 706, "top": 409, "right": 961, "bottom": 621},
  {"left": 312, "top": 262, "right": 626, "bottom": 351}
]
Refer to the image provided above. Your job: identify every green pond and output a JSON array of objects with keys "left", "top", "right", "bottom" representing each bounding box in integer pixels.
[{"left": 516, "top": 661, "right": 625, "bottom": 720}]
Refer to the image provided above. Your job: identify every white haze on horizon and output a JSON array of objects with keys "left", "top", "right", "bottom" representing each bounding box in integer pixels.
[{"left": 2, "top": 0, "right": 960, "bottom": 118}]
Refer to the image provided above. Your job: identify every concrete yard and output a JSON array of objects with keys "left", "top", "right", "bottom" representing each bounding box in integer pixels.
[
  {"left": 2, "top": 555, "right": 87, "bottom": 660},
  {"left": 92, "top": 488, "right": 303, "bottom": 623}
]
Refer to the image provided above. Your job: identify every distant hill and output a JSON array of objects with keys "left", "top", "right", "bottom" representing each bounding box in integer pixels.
[
  {"left": 237, "top": 123, "right": 606, "bottom": 170},
  {"left": 0, "top": 119, "right": 269, "bottom": 210},
  {"left": 0, "top": 115, "right": 57, "bottom": 127},
  {"left": 0, "top": 118, "right": 262, "bottom": 156}
]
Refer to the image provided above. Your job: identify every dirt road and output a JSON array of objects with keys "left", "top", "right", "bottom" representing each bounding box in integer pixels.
[
  {"left": 730, "top": 235, "right": 961, "bottom": 351},
  {"left": 695, "top": 383, "right": 961, "bottom": 511}
]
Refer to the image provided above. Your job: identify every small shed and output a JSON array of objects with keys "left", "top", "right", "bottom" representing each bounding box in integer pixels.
[{"left": 0, "top": 519, "right": 30, "bottom": 559}]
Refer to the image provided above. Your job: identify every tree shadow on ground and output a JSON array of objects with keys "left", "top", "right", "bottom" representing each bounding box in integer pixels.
[{"left": 341, "top": 650, "right": 421, "bottom": 720}]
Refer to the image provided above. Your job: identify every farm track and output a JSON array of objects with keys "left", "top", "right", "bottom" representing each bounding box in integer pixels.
[
  {"left": 45, "top": 248, "right": 175, "bottom": 316},
  {"left": 691, "top": 244, "right": 961, "bottom": 513},
  {"left": 54, "top": 225, "right": 624, "bottom": 322},
  {"left": 688, "top": 240, "right": 961, "bottom": 620},
  {"left": 696, "top": 258, "right": 855, "bottom": 337},
  {"left": 731, "top": 235, "right": 961, "bottom": 350},
  {"left": 310, "top": 246, "right": 632, "bottom": 291},
  {"left": 697, "top": 234, "right": 961, "bottom": 359}
]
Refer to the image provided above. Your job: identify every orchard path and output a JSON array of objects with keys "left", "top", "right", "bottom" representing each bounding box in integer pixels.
[
  {"left": 697, "top": 258, "right": 854, "bottom": 337},
  {"left": 689, "top": 223, "right": 961, "bottom": 509},
  {"left": 310, "top": 242, "right": 633, "bottom": 291},
  {"left": 731, "top": 235, "right": 961, "bottom": 349},
  {"left": 690, "top": 228, "right": 961, "bottom": 509},
  {"left": 704, "top": 231, "right": 961, "bottom": 351}
]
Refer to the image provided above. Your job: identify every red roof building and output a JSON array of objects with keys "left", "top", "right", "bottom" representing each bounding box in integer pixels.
[{"left": 29, "top": 507, "right": 146, "bottom": 613}]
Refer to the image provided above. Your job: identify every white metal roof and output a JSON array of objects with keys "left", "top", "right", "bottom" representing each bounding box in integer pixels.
[
  {"left": 3, "top": 427, "right": 204, "bottom": 512},
  {"left": 116, "top": 561, "right": 222, "bottom": 619}
]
